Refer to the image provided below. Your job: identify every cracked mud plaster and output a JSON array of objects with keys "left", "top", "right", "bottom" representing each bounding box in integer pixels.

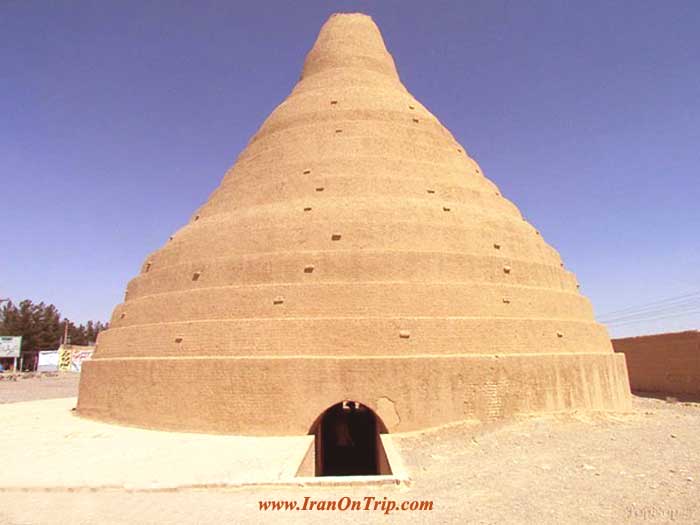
[{"left": 376, "top": 397, "right": 401, "bottom": 429}]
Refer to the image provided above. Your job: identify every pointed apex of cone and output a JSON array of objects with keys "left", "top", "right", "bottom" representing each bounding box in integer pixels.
[{"left": 301, "top": 13, "right": 400, "bottom": 81}]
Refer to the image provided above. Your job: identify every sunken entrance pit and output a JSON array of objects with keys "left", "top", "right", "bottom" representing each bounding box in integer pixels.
[{"left": 309, "top": 401, "right": 391, "bottom": 477}]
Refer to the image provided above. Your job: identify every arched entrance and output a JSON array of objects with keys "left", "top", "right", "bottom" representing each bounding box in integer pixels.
[{"left": 309, "top": 401, "right": 390, "bottom": 476}]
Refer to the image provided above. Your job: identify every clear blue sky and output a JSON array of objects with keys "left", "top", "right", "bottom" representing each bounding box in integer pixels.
[{"left": 2, "top": 1, "right": 698, "bottom": 337}]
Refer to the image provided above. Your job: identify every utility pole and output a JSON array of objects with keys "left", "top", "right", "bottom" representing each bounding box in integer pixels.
[{"left": 0, "top": 299, "right": 12, "bottom": 370}]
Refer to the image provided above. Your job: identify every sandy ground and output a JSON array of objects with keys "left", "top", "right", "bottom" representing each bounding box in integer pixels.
[
  {"left": 0, "top": 375, "right": 698, "bottom": 525},
  {"left": 0, "top": 372, "right": 81, "bottom": 403},
  {"left": 0, "top": 397, "right": 315, "bottom": 489}
]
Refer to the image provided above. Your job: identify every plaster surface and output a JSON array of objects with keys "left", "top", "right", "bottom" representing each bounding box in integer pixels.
[
  {"left": 613, "top": 331, "right": 699, "bottom": 396},
  {"left": 78, "top": 13, "right": 631, "bottom": 433}
]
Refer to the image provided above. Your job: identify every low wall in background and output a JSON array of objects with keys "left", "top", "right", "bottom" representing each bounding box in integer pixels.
[{"left": 612, "top": 331, "right": 699, "bottom": 396}]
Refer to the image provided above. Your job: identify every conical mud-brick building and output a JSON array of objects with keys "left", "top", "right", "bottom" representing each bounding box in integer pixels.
[{"left": 78, "top": 13, "right": 631, "bottom": 435}]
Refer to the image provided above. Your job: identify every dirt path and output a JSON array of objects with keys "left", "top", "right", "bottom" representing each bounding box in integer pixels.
[{"left": 0, "top": 372, "right": 80, "bottom": 403}]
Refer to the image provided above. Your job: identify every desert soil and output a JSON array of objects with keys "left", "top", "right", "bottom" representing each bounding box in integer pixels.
[
  {"left": 0, "top": 372, "right": 81, "bottom": 403},
  {"left": 0, "top": 373, "right": 698, "bottom": 525}
]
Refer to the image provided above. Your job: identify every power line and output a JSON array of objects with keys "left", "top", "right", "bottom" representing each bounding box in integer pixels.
[
  {"left": 600, "top": 297, "right": 700, "bottom": 323},
  {"left": 603, "top": 306, "right": 700, "bottom": 326},
  {"left": 597, "top": 290, "right": 700, "bottom": 319}
]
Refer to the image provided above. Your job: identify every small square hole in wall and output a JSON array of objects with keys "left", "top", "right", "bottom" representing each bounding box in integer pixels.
[
  {"left": 303, "top": 169, "right": 311, "bottom": 175},
  {"left": 503, "top": 265, "right": 512, "bottom": 274},
  {"left": 175, "top": 337, "right": 183, "bottom": 344},
  {"left": 426, "top": 189, "right": 435, "bottom": 194},
  {"left": 335, "top": 129, "right": 343, "bottom": 133},
  {"left": 316, "top": 187, "right": 324, "bottom": 192},
  {"left": 192, "top": 271, "right": 201, "bottom": 282},
  {"left": 273, "top": 297, "right": 284, "bottom": 305},
  {"left": 502, "top": 298, "right": 511, "bottom": 304},
  {"left": 304, "top": 265, "right": 314, "bottom": 273},
  {"left": 331, "top": 233, "right": 342, "bottom": 241},
  {"left": 443, "top": 206, "right": 451, "bottom": 212},
  {"left": 493, "top": 243, "right": 501, "bottom": 250},
  {"left": 412, "top": 118, "right": 419, "bottom": 123},
  {"left": 330, "top": 100, "right": 338, "bottom": 105},
  {"left": 408, "top": 105, "right": 415, "bottom": 110},
  {"left": 194, "top": 215, "right": 200, "bottom": 221},
  {"left": 303, "top": 207, "right": 312, "bottom": 212},
  {"left": 119, "top": 312, "right": 126, "bottom": 320},
  {"left": 144, "top": 262, "right": 152, "bottom": 273},
  {"left": 399, "top": 330, "right": 411, "bottom": 339},
  {"left": 457, "top": 148, "right": 462, "bottom": 153}
]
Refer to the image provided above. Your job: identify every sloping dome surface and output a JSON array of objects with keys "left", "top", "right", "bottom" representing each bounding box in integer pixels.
[{"left": 78, "top": 13, "right": 630, "bottom": 434}]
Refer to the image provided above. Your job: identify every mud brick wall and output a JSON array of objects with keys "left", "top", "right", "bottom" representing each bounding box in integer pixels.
[
  {"left": 613, "top": 331, "right": 700, "bottom": 396},
  {"left": 78, "top": 13, "right": 631, "bottom": 434}
]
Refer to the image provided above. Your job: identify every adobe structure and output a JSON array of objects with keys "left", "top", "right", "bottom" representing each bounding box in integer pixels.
[
  {"left": 77, "top": 13, "right": 631, "bottom": 435},
  {"left": 613, "top": 331, "right": 699, "bottom": 397}
]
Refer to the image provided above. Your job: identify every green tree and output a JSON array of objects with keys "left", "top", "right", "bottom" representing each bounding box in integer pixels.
[
  {"left": 0, "top": 300, "right": 62, "bottom": 351},
  {"left": 0, "top": 299, "right": 108, "bottom": 351}
]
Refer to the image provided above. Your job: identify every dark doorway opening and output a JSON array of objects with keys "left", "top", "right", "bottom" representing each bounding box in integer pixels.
[{"left": 309, "top": 401, "right": 391, "bottom": 477}]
